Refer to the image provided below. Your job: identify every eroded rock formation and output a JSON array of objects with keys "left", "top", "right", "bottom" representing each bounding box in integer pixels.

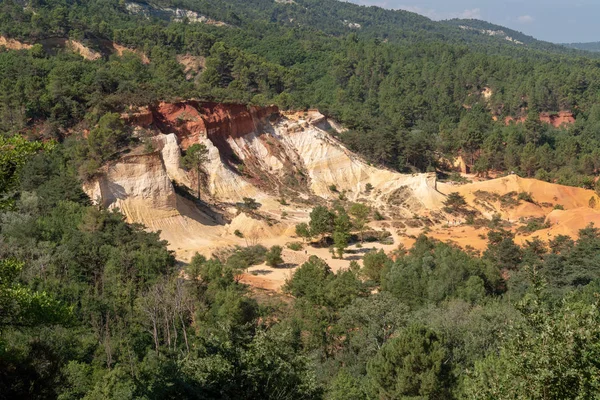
[
  {"left": 505, "top": 111, "right": 575, "bottom": 127},
  {"left": 85, "top": 102, "right": 446, "bottom": 242}
]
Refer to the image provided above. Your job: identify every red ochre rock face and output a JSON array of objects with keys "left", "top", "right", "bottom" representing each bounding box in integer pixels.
[
  {"left": 150, "top": 101, "right": 279, "bottom": 149},
  {"left": 539, "top": 111, "right": 575, "bottom": 127},
  {"left": 504, "top": 111, "right": 575, "bottom": 128}
]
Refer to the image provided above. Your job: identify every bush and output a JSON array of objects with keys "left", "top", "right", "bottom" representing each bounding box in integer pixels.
[
  {"left": 374, "top": 210, "right": 385, "bottom": 221},
  {"left": 517, "top": 218, "right": 551, "bottom": 233},
  {"left": 243, "top": 197, "right": 261, "bottom": 210},
  {"left": 295, "top": 222, "right": 311, "bottom": 241},
  {"left": 234, "top": 229, "right": 244, "bottom": 238},
  {"left": 499, "top": 192, "right": 520, "bottom": 208},
  {"left": 447, "top": 172, "right": 470, "bottom": 184},
  {"left": 362, "top": 249, "right": 391, "bottom": 283},
  {"left": 443, "top": 192, "right": 468, "bottom": 214},
  {"left": 329, "top": 184, "right": 338, "bottom": 192},
  {"left": 226, "top": 245, "right": 268, "bottom": 270},
  {"left": 266, "top": 246, "right": 284, "bottom": 267},
  {"left": 287, "top": 242, "right": 303, "bottom": 251},
  {"left": 518, "top": 192, "right": 534, "bottom": 203}
]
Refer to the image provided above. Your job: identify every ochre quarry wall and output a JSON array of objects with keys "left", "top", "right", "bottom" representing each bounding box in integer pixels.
[
  {"left": 505, "top": 111, "right": 575, "bottom": 128},
  {"left": 84, "top": 102, "right": 450, "bottom": 259},
  {"left": 151, "top": 101, "right": 279, "bottom": 150},
  {"left": 83, "top": 152, "right": 176, "bottom": 212},
  {"left": 116, "top": 102, "right": 446, "bottom": 211}
]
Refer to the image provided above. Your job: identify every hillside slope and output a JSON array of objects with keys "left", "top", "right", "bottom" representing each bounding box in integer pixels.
[
  {"left": 84, "top": 103, "right": 445, "bottom": 258},
  {"left": 563, "top": 42, "right": 600, "bottom": 52}
]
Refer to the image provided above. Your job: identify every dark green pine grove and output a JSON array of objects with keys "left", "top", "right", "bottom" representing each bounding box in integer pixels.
[
  {"left": 2, "top": 0, "right": 600, "bottom": 398},
  {"left": 3, "top": 132, "right": 600, "bottom": 398},
  {"left": 1, "top": 0, "right": 600, "bottom": 185}
]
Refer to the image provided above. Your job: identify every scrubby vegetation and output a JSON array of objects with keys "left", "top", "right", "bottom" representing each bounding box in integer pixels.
[
  {"left": 0, "top": 0, "right": 599, "bottom": 189},
  {"left": 3, "top": 0, "right": 600, "bottom": 398},
  {"left": 4, "top": 137, "right": 600, "bottom": 398}
]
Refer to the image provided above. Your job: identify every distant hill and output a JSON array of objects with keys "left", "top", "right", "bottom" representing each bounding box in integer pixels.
[
  {"left": 443, "top": 19, "right": 577, "bottom": 53},
  {"left": 563, "top": 42, "right": 600, "bottom": 52},
  {"left": 122, "top": 0, "right": 586, "bottom": 55}
]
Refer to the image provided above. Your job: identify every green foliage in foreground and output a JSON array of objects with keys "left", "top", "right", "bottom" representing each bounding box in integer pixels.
[
  {"left": 3, "top": 142, "right": 600, "bottom": 398},
  {"left": 0, "top": 135, "right": 53, "bottom": 208},
  {"left": 3, "top": 1, "right": 600, "bottom": 396}
]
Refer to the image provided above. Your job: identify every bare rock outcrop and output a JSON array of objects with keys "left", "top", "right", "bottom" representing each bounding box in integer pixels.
[
  {"left": 85, "top": 102, "right": 448, "bottom": 258},
  {"left": 505, "top": 111, "right": 575, "bottom": 127},
  {"left": 84, "top": 152, "right": 176, "bottom": 211},
  {"left": 540, "top": 111, "right": 575, "bottom": 127}
]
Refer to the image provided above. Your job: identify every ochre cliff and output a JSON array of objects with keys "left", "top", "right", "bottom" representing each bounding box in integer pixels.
[
  {"left": 505, "top": 111, "right": 575, "bottom": 127},
  {"left": 539, "top": 111, "right": 576, "bottom": 127},
  {"left": 82, "top": 101, "right": 600, "bottom": 271},
  {"left": 151, "top": 101, "right": 279, "bottom": 150},
  {"left": 85, "top": 102, "right": 446, "bottom": 229}
]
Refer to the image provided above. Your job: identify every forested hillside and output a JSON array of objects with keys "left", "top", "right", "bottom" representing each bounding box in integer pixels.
[
  {"left": 1, "top": 0, "right": 600, "bottom": 187},
  {"left": 3, "top": 138, "right": 600, "bottom": 398},
  {"left": 564, "top": 41, "right": 600, "bottom": 52},
  {"left": 3, "top": 0, "right": 600, "bottom": 398}
]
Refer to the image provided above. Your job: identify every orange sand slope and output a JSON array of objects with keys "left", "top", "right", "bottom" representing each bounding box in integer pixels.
[
  {"left": 438, "top": 175, "right": 599, "bottom": 219},
  {"left": 515, "top": 208, "right": 600, "bottom": 244}
]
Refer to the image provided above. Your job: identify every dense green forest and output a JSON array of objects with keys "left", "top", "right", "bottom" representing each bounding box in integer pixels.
[
  {"left": 3, "top": 0, "right": 600, "bottom": 398},
  {"left": 564, "top": 41, "right": 600, "bottom": 52},
  {"left": 1, "top": 0, "right": 600, "bottom": 186},
  {"left": 3, "top": 135, "right": 600, "bottom": 398}
]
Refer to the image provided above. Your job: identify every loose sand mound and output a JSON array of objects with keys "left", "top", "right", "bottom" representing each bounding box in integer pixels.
[
  {"left": 439, "top": 174, "right": 599, "bottom": 219},
  {"left": 0, "top": 35, "right": 149, "bottom": 63},
  {"left": 515, "top": 208, "right": 600, "bottom": 243},
  {"left": 0, "top": 36, "right": 33, "bottom": 50}
]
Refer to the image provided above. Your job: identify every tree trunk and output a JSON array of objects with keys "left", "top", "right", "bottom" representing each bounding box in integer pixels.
[{"left": 196, "top": 166, "right": 201, "bottom": 200}]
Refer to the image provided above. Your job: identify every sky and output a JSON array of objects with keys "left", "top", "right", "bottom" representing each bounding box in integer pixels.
[{"left": 347, "top": 0, "right": 600, "bottom": 43}]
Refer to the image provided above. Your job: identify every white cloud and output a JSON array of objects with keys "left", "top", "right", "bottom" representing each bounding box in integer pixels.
[
  {"left": 397, "top": 5, "right": 438, "bottom": 18},
  {"left": 397, "top": 5, "right": 481, "bottom": 20},
  {"left": 352, "top": 0, "right": 393, "bottom": 7},
  {"left": 457, "top": 8, "right": 482, "bottom": 19},
  {"left": 517, "top": 15, "right": 534, "bottom": 23}
]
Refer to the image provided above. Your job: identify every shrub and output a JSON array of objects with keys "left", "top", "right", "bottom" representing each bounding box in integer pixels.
[
  {"left": 266, "top": 246, "right": 284, "bottom": 267},
  {"left": 226, "top": 245, "right": 268, "bottom": 269},
  {"left": 518, "top": 192, "right": 534, "bottom": 203},
  {"left": 447, "top": 172, "right": 470, "bottom": 184},
  {"left": 499, "top": 192, "right": 520, "bottom": 208},
  {"left": 374, "top": 210, "right": 385, "bottom": 221},
  {"left": 287, "top": 242, "right": 303, "bottom": 251},
  {"left": 243, "top": 197, "right": 260, "bottom": 210},
  {"left": 236, "top": 197, "right": 261, "bottom": 213},
  {"left": 295, "top": 222, "right": 311, "bottom": 241},
  {"left": 362, "top": 249, "right": 391, "bottom": 283},
  {"left": 234, "top": 229, "right": 244, "bottom": 238},
  {"left": 517, "top": 217, "right": 550, "bottom": 233},
  {"left": 443, "top": 192, "right": 468, "bottom": 214},
  {"left": 329, "top": 184, "right": 338, "bottom": 192}
]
